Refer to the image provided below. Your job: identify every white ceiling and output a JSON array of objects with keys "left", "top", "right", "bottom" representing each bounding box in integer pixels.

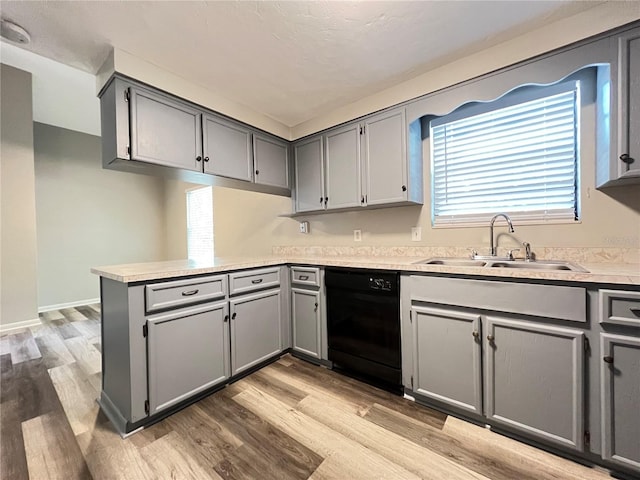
[{"left": 0, "top": 1, "right": 603, "bottom": 127}]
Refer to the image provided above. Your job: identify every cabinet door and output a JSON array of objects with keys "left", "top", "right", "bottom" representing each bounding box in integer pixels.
[
  {"left": 412, "top": 306, "right": 482, "bottom": 414},
  {"left": 601, "top": 333, "right": 640, "bottom": 471},
  {"left": 202, "top": 114, "right": 253, "bottom": 181},
  {"left": 484, "top": 317, "right": 584, "bottom": 450},
  {"left": 230, "top": 289, "right": 282, "bottom": 375},
  {"left": 294, "top": 136, "right": 325, "bottom": 212},
  {"left": 292, "top": 288, "right": 321, "bottom": 359},
  {"left": 363, "top": 109, "right": 407, "bottom": 205},
  {"left": 324, "top": 124, "right": 362, "bottom": 209},
  {"left": 146, "top": 301, "right": 229, "bottom": 415},
  {"left": 617, "top": 30, "right": 640, "bottom": 180},
  {"left": 254, "top": 134, "right": 289, "bottom": 189},
  {"left": 129, "top": 86, "right": 202, "bottom": 171}
]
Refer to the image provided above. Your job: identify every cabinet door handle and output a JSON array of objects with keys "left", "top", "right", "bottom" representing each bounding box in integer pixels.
[
  {"left": 204, "top": 156, "right": 210, "bottom": 162},
  {"left": 299, "top": 275, "right": 309, "bottom": 280},
  {"left": 231, "top": 312, "right": 237, "bottom": 320},
  {"left": 223, "top": 315, "right": 229, "bottom": 323},
  {"left": 603, "top": 356, "right": 614, "bottom": 364},
  {"left": 251, "top": 278, "right": 263, "bottom": 284},
  {"left": 487, "top": 334, "right": 495, "bottom": 343},
  {"left": 472, "top": 331, "right": 480, "bottom": 339},
  {"left": 196, "top": 156, "right": 202, "bottom": 162},
  {"left": 620, "top": 153, "right": 635, "bottom": 165},
  {"left": 181, "top": 289, "right": 199, "bottom": 296},
  {"left": 324, "top": 197, "right": 328, "bottom": 206},
  {"left": 361, "top": 196, "right": 365, "bottom": 204},
  {"left": 320, "top": 197, "right": 323, "bottom": 204},
  {"left": 402, "top": 185, "right": 407, "bottom": 192},
  {"left": 255, "top": 170, "right": 259, "bottom": 175},
  {"left": 314, "top": 302, "right": 318, "bottom": 312}
]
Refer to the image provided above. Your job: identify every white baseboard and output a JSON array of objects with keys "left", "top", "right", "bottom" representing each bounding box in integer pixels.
[
  {"left": 38, "top": 298, "right": 100, "bottom": 313},
  {"left": 0, "top": 317, "right": 42, "bottom": 334}
]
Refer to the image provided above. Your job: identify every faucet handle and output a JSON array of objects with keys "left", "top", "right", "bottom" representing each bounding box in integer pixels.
[
  {"left": 522, "top": 242, "right": 534, "bottom": 261},
  {"left": 507, "top": 248, "right": 520, "bottom": 260}
]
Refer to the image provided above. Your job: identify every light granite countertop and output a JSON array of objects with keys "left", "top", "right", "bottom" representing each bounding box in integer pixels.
[{"left": 91, "top": 255, "right": 640, "bottom": 286}]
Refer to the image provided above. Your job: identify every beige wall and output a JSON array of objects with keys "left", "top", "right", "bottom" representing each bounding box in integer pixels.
[
  {"left": 34, "top": 123, "right": 168, "bottom": 309},
  {"left": 0, "top": 65, "right": 39, "bottom": 328},
  {"left": 163, "top": 179, "right": 192, "bottom": 260}
]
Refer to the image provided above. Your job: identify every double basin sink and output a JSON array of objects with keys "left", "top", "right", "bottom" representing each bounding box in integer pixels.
[{"left": 416, "top": 257, "right": 588, "bottom": 272}]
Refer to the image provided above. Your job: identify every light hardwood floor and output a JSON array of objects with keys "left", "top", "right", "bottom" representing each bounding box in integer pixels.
[{"left": 0, "top": 305, "right": 618, "bottom": 480}]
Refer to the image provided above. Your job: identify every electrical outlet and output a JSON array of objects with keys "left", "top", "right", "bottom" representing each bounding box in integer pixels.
[
  {"left": 411, "top": 227, "right": 422, "bottom": 241},
  {"left": 353, "top": 229, "right": 362, "bottom": 242},
  {"left": 299, "top": 221, "right": 309, "bottom": 234}
]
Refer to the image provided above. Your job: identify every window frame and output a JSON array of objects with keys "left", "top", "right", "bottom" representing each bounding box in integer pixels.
[
  {"left": 186, "top": 185, "right": 214, "bottom": 263},
  {"left": 428, "top": 70, "right": 593, "bottom": 228}
]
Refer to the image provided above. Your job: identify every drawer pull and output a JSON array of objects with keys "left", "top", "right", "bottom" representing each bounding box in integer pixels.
[
  {"left": 487, "top": 334, "right": 495, "bottom": 343},
  {"left": 603, "top": 355, "right": 614, "bottom": 364},
  {"left": 299, "top": 275, "right": 309, "bottom": 281},
  {"left": 630, "top": 308, "right": 640, "bottom": 317},
  {"left": 181, "top": 289, "right": 199, "bottom": 296},
  {"left": 472, "top": 331, "right": 480, "bottom": 339},
  {"left": 251, "top": 279, "right": 263, "bottom": 284},
  {"left": 314, "top": 302, "right": 318, "bottom": 312},
  {"left": 231, "top": 312, "right": 237, "bottom": 320}
]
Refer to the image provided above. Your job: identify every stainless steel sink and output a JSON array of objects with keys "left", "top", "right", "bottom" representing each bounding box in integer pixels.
[
  {"left": 488, "top": 260, "right": 588, "bottom": 272},
  {"left": 414, "top": 258, "right": 487, "bottom": 267},
  {"left": 415, "top": 257, "right": 588, "bottom": 272}
]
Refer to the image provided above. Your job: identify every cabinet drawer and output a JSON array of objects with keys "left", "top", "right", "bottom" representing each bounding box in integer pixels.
[
  {"left": 229, "top": 267, "right": 280, "bottom": 296},
  {"left": 600, "top": 289, "right": 640, "bottom": 328},
  {"left": 145, "top": 275, "right": 227, "bottom": 313},
  {"left": 291, "top": 266, "right": 321, "bottom": 287}
]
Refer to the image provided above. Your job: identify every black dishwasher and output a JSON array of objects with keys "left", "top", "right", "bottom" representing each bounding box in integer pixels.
[{"left": 325, "top": 268, "right": 402, "bottom": 393}]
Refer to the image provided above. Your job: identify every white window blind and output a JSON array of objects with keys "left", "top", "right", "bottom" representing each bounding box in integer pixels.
[
  {"left": 186, "top": 186, "right": 214, "bottom": 263},
  {"left": 430, "top": 80, "right": 579, "bottom": 226}
]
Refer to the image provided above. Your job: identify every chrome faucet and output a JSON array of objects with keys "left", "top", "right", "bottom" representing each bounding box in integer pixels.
[{"left": 489, "top": 213, "right": 514, "bottom": 256}]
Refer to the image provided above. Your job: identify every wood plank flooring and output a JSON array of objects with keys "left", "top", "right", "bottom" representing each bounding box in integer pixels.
[{"left": 0, "top": 304, "right": 619, "bottom": 480}]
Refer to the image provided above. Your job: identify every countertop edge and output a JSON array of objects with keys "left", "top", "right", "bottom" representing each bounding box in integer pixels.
[{"left": 91, "top": 256, "right": 640, "bottom": 286}]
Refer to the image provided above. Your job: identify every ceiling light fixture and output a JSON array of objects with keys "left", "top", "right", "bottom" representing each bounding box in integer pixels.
[{"left": 1, "top": 19, "right": 31, "bottom": 45}]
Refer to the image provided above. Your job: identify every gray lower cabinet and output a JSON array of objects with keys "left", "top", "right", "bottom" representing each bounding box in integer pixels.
[
  {"left": 484, "top": 317, "right": 585, "bottom": 451},
  {"left": 600, "top": 333, "right": 640, "bottom": 471},
  {"left": 324, "top": 124, "right": 362, "bottom": 209},
  {"left": 291, "top": 288, "right": 321, "bottom": 359},
  {"left": 202, "top": 114, "right": 253, "bottom": 181},
  {"left": 294, "top": 136, "right": 325, "bottom": 212},
  {"left": 230, "top": 289, "right": 282, "bottom": 375},
  {"left": 411, "top": 306, "right": 482, "bottom": 414},
  {"left": 129, "top": 86, "right": 202, "bottom": 171},
  {"left": 146, "top": 301, "right": 230, "bottom": 415},
  {"left": 254, "top": 134, "right": 289, "bottom": 189}
]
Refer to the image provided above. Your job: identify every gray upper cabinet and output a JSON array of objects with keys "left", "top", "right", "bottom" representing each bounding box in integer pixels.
[
  {"left": 230, "top": 289, "right": 282, "bottom": 376},
  {"left": 600, "top": 333, "right": 640, "bottom": 472},
  {"left": 412, "top": 306, "right": 482, "bottom": 415},
  {"left": 292, "top": 105, "right": 421, "bottom": 214},
  {"left": 598, "top": 27, "right": 640, "bottom": 187},
  {"left": 146, "top": 301, "right": 230, "bottom": 415},
  {"left": 129, "top": 86, "right": 202, "bottom": 171},
  {"left": 484, "top": 317, "right": 584, "bottom": 451},
  {"left": 324, "top": 124, "right": 362, "bottom": 209},
  {"left": 294, "top": 136, "right": 325, "bottom": 212},
  {"left": 615, "top": 29, "right": 640, "bottom": 180},
  {"left": 202, "top": 114, "right": 253, "bottom": 182},
  {"left": 254, "top": 134, "right": 289, "bottom": 189},
  {"left": 363, "top": 108, "right": 408, "bottom": 206},
  {"left": 100, "top": 77, "right": 291, "bottom": 197}
]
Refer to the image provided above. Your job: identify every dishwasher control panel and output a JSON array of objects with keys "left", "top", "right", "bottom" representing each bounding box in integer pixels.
[{"left": 369, "top": 277, "right": 393, "bottom": 291}]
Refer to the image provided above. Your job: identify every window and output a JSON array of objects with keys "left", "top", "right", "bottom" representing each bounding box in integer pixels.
[
  {"left": 430, "top": 80, "right": 580, "bottom": 226},
  {"left": 186, "top": 186, "right": 214, "bottom": 262}
]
